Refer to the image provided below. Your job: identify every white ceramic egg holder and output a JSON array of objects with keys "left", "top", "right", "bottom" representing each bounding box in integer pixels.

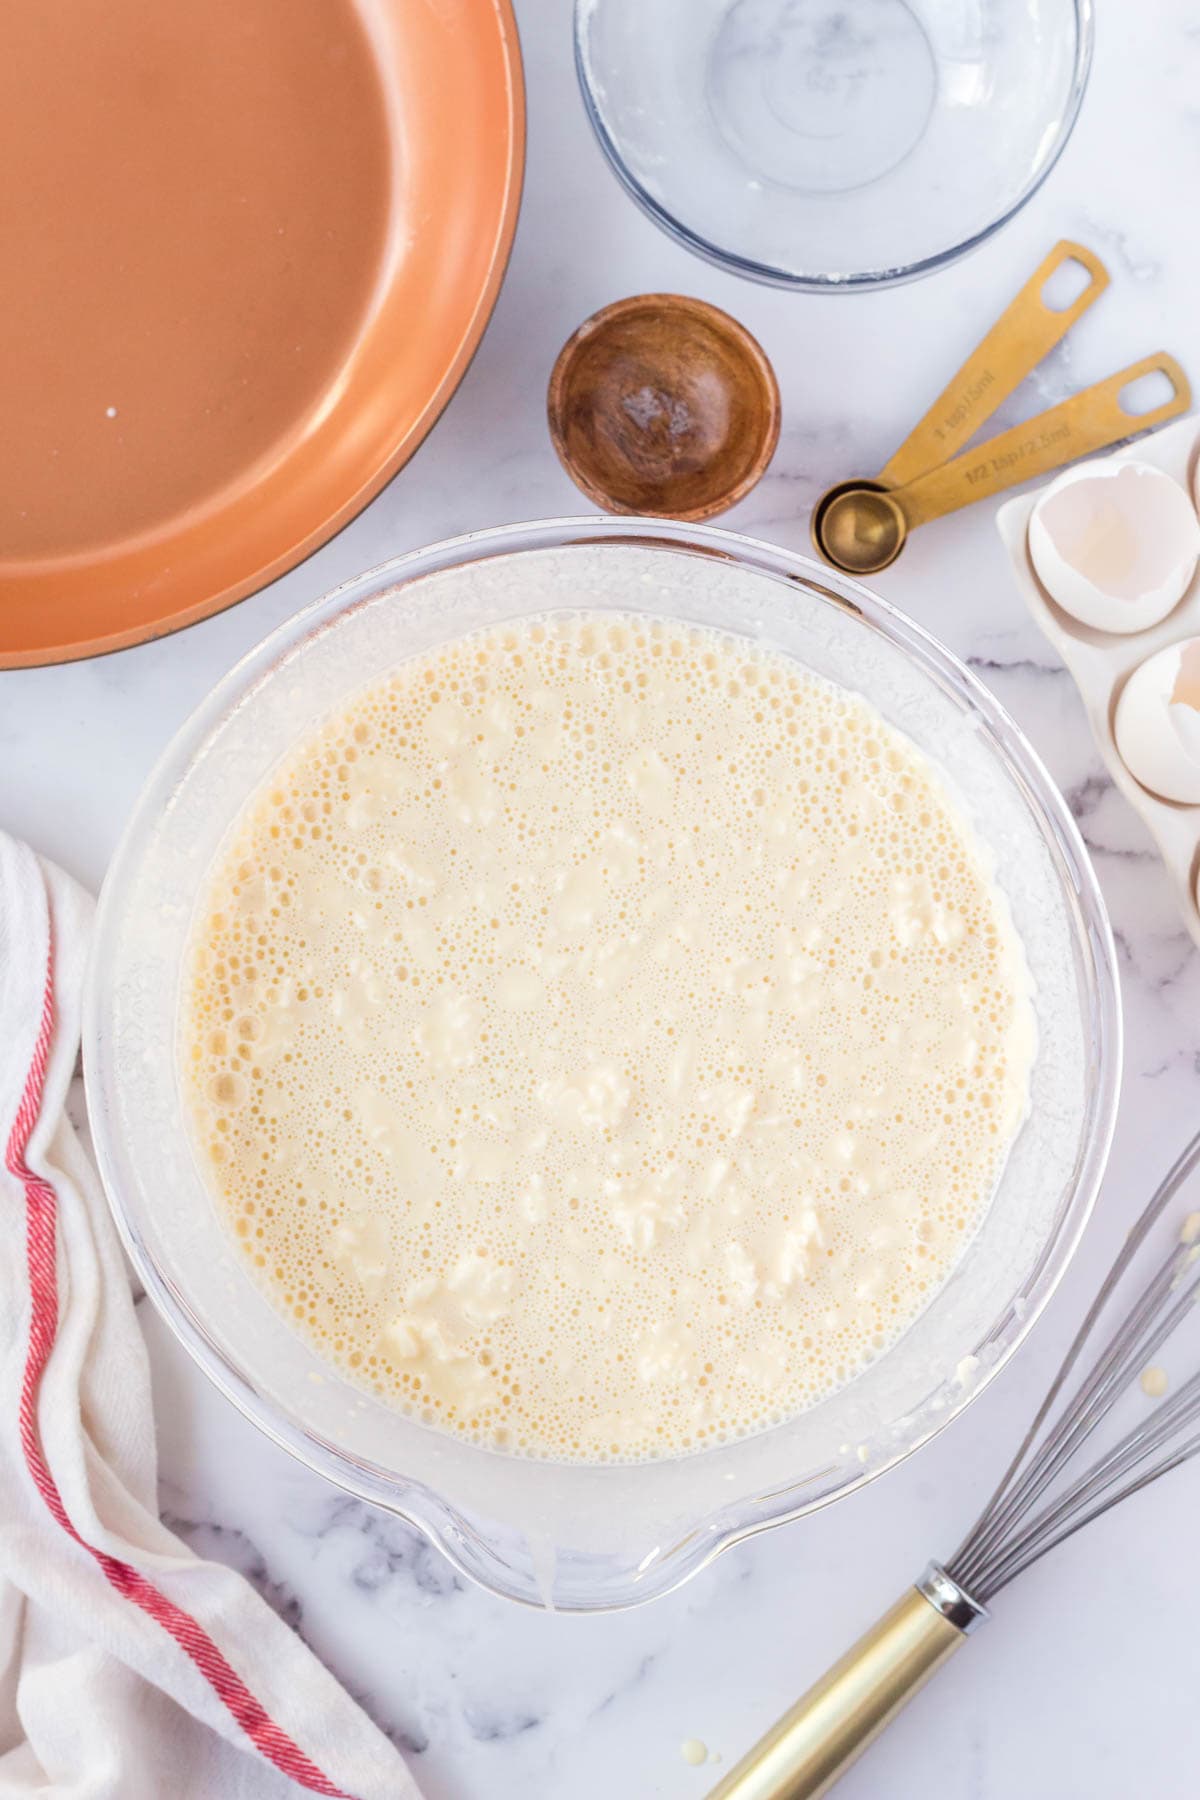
[{"left": 996, "top": 414, "right": 1200, "bottom": 950}]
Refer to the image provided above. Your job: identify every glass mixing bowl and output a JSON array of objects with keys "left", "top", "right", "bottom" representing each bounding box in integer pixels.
[
  {"left": 576, "top": 0, "right": 1093, "bottom": 290},
  {"left": 84, "top": 518, "right": 1120, "bottom": 1610}
]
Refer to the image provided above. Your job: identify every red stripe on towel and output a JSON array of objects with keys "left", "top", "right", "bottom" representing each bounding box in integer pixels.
[{"left": 4, "top": 938, "right": 355, "bottom": 1800}]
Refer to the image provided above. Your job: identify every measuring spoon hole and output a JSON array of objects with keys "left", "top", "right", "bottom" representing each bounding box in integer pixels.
[
  {"left": 1041, "top": 256, "right": 1096, "bottom": 312},
  {"left": 1119, "top": 368, "right": 1179, "bottom": 416}
]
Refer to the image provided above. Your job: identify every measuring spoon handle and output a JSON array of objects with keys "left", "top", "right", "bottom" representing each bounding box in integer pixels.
[
  {"left": 894, "top": 353, "right": 1192, "bottom": 530},
  {"left": 877, "top": 241, "right": 1109, "bottom": 491}
]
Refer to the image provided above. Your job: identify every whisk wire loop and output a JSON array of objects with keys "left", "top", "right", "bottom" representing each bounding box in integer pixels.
[{"left": 947, "top": 1126, "right": 1200, "bottom": 1605}]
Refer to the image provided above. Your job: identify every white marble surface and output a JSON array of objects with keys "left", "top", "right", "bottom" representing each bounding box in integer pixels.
[{"left": 6, "top": 3, "right": 1200, "bottom": 1795}]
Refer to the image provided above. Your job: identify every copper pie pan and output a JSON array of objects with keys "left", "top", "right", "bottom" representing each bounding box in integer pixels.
[{"left": 0, "top": 0, "right": 524, "bottom": 668}]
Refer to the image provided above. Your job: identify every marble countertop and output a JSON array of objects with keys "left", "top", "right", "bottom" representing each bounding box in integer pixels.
[{"left": 6, "top": 3, "right": 1200, "bottom": 1795}]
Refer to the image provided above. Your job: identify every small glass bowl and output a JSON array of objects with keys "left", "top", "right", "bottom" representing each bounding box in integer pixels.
[
  {"left": 84, "top": 518, "right": 1120, "bottom": 1610},
  {"left": 576, "top": 0, "right": 1093, "bottom": 291}
]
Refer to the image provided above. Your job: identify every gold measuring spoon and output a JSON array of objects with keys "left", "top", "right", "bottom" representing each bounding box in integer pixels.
[
  {"left": 814, "top": 352, "right": 1191, "bottom": 574},
  {"left": 857, "top": 240, "right": 1110, "bottom": 493},
  {"left": 812, "top": 238, "right": 1143, "bottom": 574}
]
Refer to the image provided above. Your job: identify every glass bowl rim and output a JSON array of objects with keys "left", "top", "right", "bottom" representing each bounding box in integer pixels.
[
  {"left": 572, "top": 0, "right": 1095, "bottom": 293},
  {"left": 83, "top": 514, "right": 1122, "bottom": 1610}
]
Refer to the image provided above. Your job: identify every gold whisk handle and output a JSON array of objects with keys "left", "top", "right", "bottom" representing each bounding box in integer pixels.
[{"left": 706, "top": 1566, "right": 987, "bottom": 1800}]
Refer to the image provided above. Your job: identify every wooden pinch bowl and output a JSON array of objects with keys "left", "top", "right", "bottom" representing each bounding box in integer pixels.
[{"left": 547, "top": 294, "right": 780, "bottom": 522}]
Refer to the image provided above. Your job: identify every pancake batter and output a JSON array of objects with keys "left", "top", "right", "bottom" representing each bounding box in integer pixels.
[{"left": 181, "top": 612, "right": 1034, "bottom": 1461}]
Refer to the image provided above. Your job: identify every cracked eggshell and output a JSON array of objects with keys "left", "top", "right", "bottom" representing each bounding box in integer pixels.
[
  {"left": 1114, "top": 636, "right": 1200, "bottom": 804},
  {"left": 1027, "top": 460, "right": 1200, "bottom": 634}
]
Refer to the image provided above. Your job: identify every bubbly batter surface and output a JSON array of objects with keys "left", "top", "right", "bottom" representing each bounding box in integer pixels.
[{"left": 182, "top": 612, "right": 1034, "bottom": 1461}]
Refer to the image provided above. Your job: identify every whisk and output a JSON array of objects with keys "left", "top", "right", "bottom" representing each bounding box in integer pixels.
[{"left": 709, "top": 1127, "right": 1200, "bottom": 1800}]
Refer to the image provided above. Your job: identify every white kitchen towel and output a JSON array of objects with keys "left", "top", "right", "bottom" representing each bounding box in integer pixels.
[{"left": 0, "top": 832, "right": 423, "bottom": 1800}]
